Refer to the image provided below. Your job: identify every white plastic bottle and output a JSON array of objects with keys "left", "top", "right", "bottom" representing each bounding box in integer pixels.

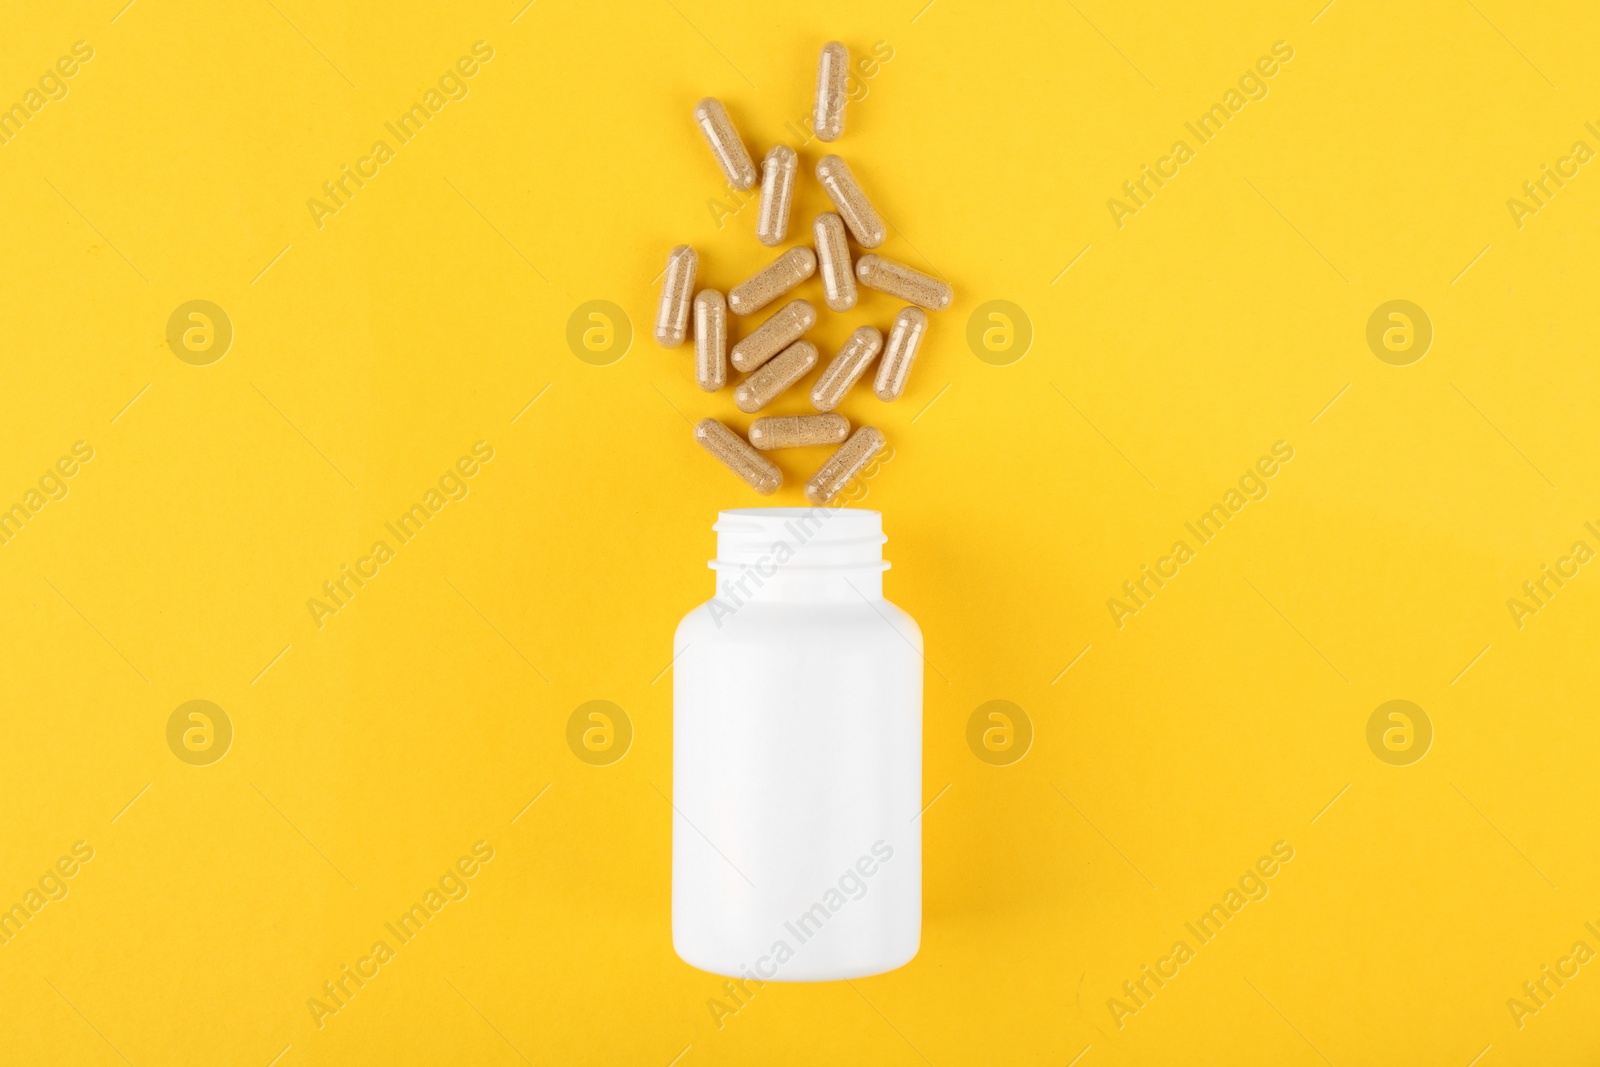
[{"left": 672, "top": 507, "right": 922, "bottom": 982}]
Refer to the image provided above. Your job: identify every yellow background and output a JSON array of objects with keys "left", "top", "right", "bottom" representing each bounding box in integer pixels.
[{"left": 1, "top": 0, "right": 1597, "bottom": 1063}]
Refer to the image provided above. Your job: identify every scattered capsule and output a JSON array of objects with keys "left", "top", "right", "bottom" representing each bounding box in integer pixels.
[
  {"left": 815, "top": 155, "right": 885, "bottom": 248},
  {"left": 806, "top": 426, "right": 886, "bottom": 505},
  {"left": 693, "top": 98, "right": 758, "bottom": 190},
  {"left": 749, "top": 413, "right": 850, "bottom": 450},
  {"left": 695, "top": 418, "right": 781, "bottom": 494},
  {"left": 654, "top": 245, "right": 697, "bottom": 347},
  {"left": 813, "top": 212, "right": 857, "bottom": 312},
  {"left": 730, "top": 298, "right": 816, "bottom": 373},
  {"left": 693, "top": 290, "right": 727, "bottom": 392},
  {"left": 811, "top": 325, "right": 883, "bottom": 412},
  {"left": 756, "top": 145, "right": 798, "bottom": 247},
  {"left": 855, "top": 254, "right": 952, "bottom": 311},
  {"left": 735, "top": 340, "right": 819, "bottom": 413},
  {"left": 874, "top": 307, "right": 928, "bottom": 402},
  {"left": 814, "top": 42, "right": 848, "bottom": 142},
  {"left": 728, "top": 246, "right": 817, "bottom": 316}
]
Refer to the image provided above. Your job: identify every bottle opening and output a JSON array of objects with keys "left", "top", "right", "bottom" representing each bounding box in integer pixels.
[{"left": 711, "top": 507, "right": 888, "bottom": 572}]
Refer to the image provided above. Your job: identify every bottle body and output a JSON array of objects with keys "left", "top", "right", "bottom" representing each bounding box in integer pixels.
[{"left": 672, "top": 508, "right": 922, "bottom": 981}]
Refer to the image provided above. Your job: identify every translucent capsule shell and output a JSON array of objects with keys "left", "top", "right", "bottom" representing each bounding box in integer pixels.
[
  {"left": 806, "top": 426, "right": 886, "bottom": 505},
  {"left": 757, "top": 145, "right": 798, "bottom": 247},
  {"left": 813, "top": 212, "right": 857, "bottom": 312},
  {"left": 855, "top": 254, "right": 953, "bottom": 311},
  {"left": 814, "top": 42, "right": 848, "bottom": 143},
  {"left": 694, "top": 419, "right": 781, "bottom": 494},
  {"left": 654, "top": 245, "right": 697, "bottom": 347},
  {"left": 815, "top": 155, "right": 885, "bottom": 248},
  {"left": 874, "top": 307, "right": 928, "bottom": 402},
  {"left": 728, "top": 247, "right": 817, "bottom": 316},
  {"left": 731, "top": 298, "right": 816, "bottom": 373},
  {"left": 693, "top": 98, "right": 758, "bottom": 190},
  {"left": 735, "top": 340, "right": 819, "bottom": 413},
  {"left": 693, "top": 290, "right": 727, "bottom": 392},
  {"left": 811, "top": 325, "right": 883, "bottom": 412},
  {"left": 749, "top": 413, "right": 850, "bottom": 450}
]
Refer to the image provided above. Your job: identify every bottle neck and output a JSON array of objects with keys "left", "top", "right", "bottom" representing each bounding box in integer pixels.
[
  {"left": 713, "top": 566, "right": 883, "bottom": 604},
  {"left": 708, "top": 507, "right": 888, "bottom": 603}
]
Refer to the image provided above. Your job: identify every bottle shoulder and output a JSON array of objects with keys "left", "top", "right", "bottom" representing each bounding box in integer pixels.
[
  {"left": 876, "top": 597, "right": 920, "bottom": 635},
  {"left": 676, "top": 596, "right": 921, "bottom": 648}
]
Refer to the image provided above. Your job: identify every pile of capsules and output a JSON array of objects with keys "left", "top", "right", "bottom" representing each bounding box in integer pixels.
[{"left": 654, "top": 41, "right": 953, "bottom": 506}]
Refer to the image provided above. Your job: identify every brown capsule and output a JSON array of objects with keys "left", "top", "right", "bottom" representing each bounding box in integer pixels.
[
  {"left": 749, "top": 413, "right": 850, "bottom": 450},
  {"left": 806, "top": 426, "right": 886, "bottom": 505},
  {"left": 815, "top": 155, "right": 885, "bottom": 248},
  {"left": 813, "top": 212, "right": 857, "bottom": 313},
  {"left": 735, "top": 340, "right": 819, "bottom": 413},
  {"left": 855, "top": 254, "right": 953, "bottom": 311},
  {"left": 730, "top": 298, "right": 816, "bottom": 373},
  {"left": 693, "top": 98, "right": 758, "bottom": 190},
  {"left": 694, "top": 418, "right": 781, "bottom": 494},
  {"left": 811, "top": 325, "right": 883, "bottom": 412},
  {"left": 814, "top": 42, "right": 848, "bottom": 143},
  {"left": 654, "top": 245, "right": 697, "bottom": 347},
  {"left": 728, "top": 247, "right": 817, "bottom": 316},
  {"left": 757, "top": 145, "right": 798, "bottom": 247},
  {"left": 693, "top": 290, "right": 727, "bottom": 392},
  {"left": 874, "top": 307, "right": 928, "bottom": 401}
]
